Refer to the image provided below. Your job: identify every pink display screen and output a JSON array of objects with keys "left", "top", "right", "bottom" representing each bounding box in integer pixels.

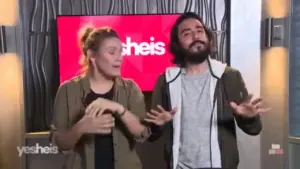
[{"left": 56, "top": 14, "right": 180, "bottom": 91}]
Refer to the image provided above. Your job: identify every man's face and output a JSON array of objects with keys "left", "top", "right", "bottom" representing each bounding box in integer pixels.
[{"left": 177, "top": 18, "right": 210, "bottom": 64}]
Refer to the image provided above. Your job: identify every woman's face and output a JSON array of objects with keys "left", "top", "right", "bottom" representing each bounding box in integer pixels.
[{"left": 90, "top": 37, "right": 123, "bottom": 77}]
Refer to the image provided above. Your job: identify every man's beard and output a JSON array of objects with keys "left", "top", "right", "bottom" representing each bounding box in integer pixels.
[{"left": 181, "top": 41, "right": 210, "bottom": 65}]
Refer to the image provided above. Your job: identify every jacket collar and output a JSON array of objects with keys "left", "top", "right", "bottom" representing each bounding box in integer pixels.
[
  {"left": 208, "top": 57, "right": 227, "bottom": 78},
  {"left": 77, "top": 75, "right": 124, "bottom": 100},
  {"left": 165, "top": 57, "right": 227, "bottom": 83}
]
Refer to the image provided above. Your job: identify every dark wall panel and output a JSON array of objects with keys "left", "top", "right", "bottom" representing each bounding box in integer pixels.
[
  {"left": 19, "top": 0, "right": 230, "bottom": 132},
  {"left": 289, "top": 0, "right": 300, "bottom": 137},
  {"left": 0, "top": 26, "right": 6, "bottom": 53}
]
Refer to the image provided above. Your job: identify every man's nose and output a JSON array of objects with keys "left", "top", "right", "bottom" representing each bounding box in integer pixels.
[{"left": 192, "top": 31, "right": 200, "bottom": 40}]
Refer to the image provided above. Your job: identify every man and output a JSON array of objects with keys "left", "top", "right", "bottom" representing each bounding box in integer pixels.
[{"left": 144, "top": 12, "right": 270, "bottom": 169}]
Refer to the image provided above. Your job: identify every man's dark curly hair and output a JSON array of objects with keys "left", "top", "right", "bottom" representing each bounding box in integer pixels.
[{"left": 169, "top": 12, "right": 214, "bottom": 67}]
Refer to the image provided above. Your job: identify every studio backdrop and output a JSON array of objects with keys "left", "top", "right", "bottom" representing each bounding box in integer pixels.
[
  {"left": 20, "top": 0, "right": 230, "bottom": 133},
  {"left": 19, "top": 1, "right": 230, "bottom": 169}
]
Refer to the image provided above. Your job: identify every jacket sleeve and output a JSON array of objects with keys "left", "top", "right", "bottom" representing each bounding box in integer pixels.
[
  {"left": 49, "top": 83, "right": 72, "bottom": 153},
  {"left": 127, "top": 80, "right": 151, "bottom": 142},
  {"left": 147, "top": 74, "right": 167, "bottom": 141},
  {"left": 234, "top": 71, "right": 262, "bottom": 136}
]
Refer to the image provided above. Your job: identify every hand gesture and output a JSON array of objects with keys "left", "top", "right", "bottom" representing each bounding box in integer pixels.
[
  {"left": 230, "top": 94, "right": 271, "bottom": 118},
  {"left": 85, "top": 98, "right": 124, "bottom": 116},
  {"left": 78, "top": 114, "right": 115, "bottom": 134},
  {"left": 144, "top": 105, "right": 177, "bottom": 126}
]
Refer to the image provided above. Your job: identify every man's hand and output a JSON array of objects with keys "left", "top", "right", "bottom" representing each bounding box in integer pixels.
[
  {"left": 230, "top": 93, "right": 271, "bottom": 118},
  {"left": 77, "top": 114, "right": 115, "bottom": 134},
  {"left": 85, "top": 98, "right": 124, "bottom": 116},
  {"left": 144, "top": 105, "right": 177, "bottom": 126}
]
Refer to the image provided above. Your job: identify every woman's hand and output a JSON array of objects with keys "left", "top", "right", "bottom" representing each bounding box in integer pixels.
[
  {"left": 144, "top": 105, "right": 177, "bottom": 126},
  {"left": 78, "top": 113, "right": 115, "bottom": 134},
  {"left": 85, "top": 98, "right": 124, "bottom": 116}
]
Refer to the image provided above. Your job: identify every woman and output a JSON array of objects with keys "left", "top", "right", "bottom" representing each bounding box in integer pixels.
[{"left": 50, "top": 26, "right": 151, "bottom": 169}]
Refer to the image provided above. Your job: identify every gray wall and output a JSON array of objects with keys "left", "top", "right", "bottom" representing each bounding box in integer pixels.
[
  {"left": 289, "top": 0, "right": 300, "bottom": 168},
  {"left": 289, "top": 138, "right": 300, "bottom": 169},
  {"left": 231, "top": 0, "right": 293, "bottom": 169},
  {"left": 230, "top": 1, "right": 262, "bottom": 169}
]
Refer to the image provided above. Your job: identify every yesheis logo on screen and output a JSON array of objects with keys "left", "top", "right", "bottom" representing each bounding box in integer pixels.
[
  {"left": 17, "top": 143, "right": 58, "bottom": 156},
  {"left": 122, "top": 36, "right": 166, "bottom": 56}
]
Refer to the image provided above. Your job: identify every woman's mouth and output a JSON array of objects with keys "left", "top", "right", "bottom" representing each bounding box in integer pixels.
[{"left": 112, "top": 65, "right": 121, "bottom": 68}]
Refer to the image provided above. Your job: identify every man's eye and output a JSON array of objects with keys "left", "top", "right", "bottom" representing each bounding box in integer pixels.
[{"left": 183, "top": 33, "right": 189, "bottom": 37}]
